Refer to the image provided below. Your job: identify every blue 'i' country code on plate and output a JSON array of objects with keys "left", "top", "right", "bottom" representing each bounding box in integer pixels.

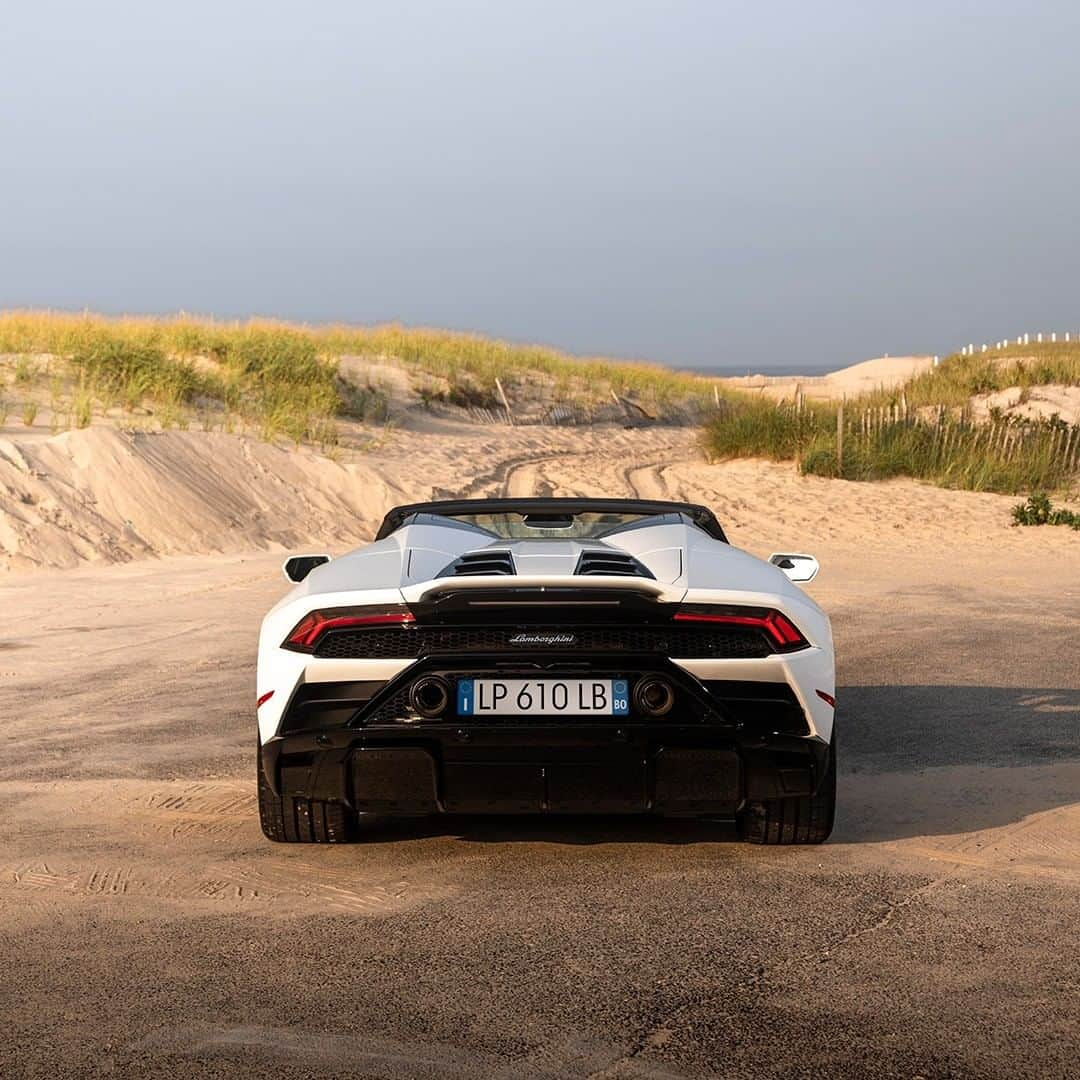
[{"left": 457, "top": 679, "right": 630, "bottom": 717}]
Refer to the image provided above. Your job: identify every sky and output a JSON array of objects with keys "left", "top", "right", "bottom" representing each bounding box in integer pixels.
[{"left": 2, "top": 1, "right": 1080, "bottom": 371}]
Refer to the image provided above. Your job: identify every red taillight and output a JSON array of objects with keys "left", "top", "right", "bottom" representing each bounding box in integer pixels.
[
  {"left": 816, "top": 689, "right": 836, "bottom": 708},
  {"left": 256, "top": 690, "right": 275, "bottom": 708},
  {"left": 764, "top": 610, "right": 805, "bottom": 647},
  {"left": 673, "top": 607, "right": 809, "bottom": 651},
  {"left": 284, "top": 608, "right": 415, "bottom": 651}
]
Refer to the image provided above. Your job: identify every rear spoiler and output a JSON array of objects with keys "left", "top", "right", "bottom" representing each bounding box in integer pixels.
[
  {"left": 409, "top": 575, "right": 669, "bottom": 603},
  {"left": 375, "top": 497, "right": 728, "bottom": 543}
]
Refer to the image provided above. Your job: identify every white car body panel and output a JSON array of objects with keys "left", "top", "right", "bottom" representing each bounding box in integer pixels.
[{"left": 258, "top": 512, "right": 835, "bottom": 745}]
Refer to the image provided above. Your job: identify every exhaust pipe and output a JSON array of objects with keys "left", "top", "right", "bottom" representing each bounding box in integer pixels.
[
  {"left": 634, "top": 676, "right": 675, "bottom": 717},
  {"left": 409, "top": 676, "right": 450, "bottom": 718}
]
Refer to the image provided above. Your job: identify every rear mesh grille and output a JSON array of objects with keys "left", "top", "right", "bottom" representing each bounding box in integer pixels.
[
  {"left": 313, "top": 624, "right": 772, "bottom": 659},
  {"left": 575, "top": 551, "right": 654, "bottom": 578},
  {"left": 703, "top": 681, "right": 809, "bottom": 735},
  {"left": 365, "top": 686, "right": 417, "bottom": 724},
  {"left": 442, "top": 551, "right": 515, "bottom": 577}
]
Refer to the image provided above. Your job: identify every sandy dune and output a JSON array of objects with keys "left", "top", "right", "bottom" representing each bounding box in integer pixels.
[
  {"left": 1, "top": 418, "right": 1072, "bottom": 574},
  {"left": 970, "top": 383, "right": 1080, "bottom": 425},
  {"left": 718, "top": 355, "right": 935, "bottom": 401}
]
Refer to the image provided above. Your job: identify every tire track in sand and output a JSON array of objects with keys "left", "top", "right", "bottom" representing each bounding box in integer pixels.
[{"left": 0, "top": 778, "right": 457, "bottom": 917}]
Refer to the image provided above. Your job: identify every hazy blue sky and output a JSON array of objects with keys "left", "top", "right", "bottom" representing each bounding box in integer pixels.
[{"left": 3, "top": 1, "right": 1079, "bottom": 370}]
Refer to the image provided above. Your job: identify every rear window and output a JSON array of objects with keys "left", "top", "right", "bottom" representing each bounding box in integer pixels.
[{"left": 412, "top": 510, "right": 683, "bottom": 540}]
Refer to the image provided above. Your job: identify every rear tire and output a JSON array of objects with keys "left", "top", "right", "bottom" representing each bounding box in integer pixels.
[
  {"left": 738, "top": 730, "right": 836, "bottom": 845},
  {"left": 257, "top": 747, "right": 354, "bottom": 843}
]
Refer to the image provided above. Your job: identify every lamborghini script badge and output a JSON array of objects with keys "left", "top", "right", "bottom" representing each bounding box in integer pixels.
[{"left": 508, "top": 632, "right": 578, "bottom": 646}]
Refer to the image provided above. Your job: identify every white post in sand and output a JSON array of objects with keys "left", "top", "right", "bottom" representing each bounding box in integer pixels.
[
  {"left": 495, "top": 377, "right": 514, "bottom": 426},
  {"left": 1052, "top": 333, "right": 1056, "bottom": 342}
]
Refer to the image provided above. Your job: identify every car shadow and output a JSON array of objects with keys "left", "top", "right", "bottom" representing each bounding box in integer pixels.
[
  {"left": 356, "top": 813, "right": 741, "bottom": 846},
  {"left": 834, "top": 683, "right": 1079, "bottom": 843},
  {"left": 354, "top": 684, "right": 1079, "bottom": 847}
]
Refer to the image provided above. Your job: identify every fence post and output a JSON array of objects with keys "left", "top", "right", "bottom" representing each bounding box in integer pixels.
[
  {"left": 495, "top": 378, "right": 514, "bottom": 425},
  {"left": 836, "top": 402, "right": 844, "bottom": 473}
]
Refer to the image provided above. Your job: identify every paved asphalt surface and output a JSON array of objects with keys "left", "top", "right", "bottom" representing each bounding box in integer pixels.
[{"left": 0, "top": 548, "right": 1077, "bottom": 1079}]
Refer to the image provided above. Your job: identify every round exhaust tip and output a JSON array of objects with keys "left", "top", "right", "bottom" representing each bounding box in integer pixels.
[
  {"left": 409, "top": 676, "right": 450, "bottom": 718},
  {"left": 634, "top": 677, "right": 675, "bottom": 717}
]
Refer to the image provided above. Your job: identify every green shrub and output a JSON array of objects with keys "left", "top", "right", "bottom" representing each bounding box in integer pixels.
[{"left": 1012, "top": 493, "right": 1080, "bottom": 529}]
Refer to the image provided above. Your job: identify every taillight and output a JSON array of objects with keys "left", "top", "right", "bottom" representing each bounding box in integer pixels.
[
  {"left": 673, "top": 606, "right": 809, "bottom": 652},
  {"left": 283, "top": 607, "right": 415, "bottom": 652}
]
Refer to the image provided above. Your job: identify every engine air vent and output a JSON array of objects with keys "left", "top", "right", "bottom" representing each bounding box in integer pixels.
[
  {"left": 441, "top": 550, "right": 516, "bottom": 577},
  {"left": 575, "top": 551, "right": 655, "bottom": 579}
]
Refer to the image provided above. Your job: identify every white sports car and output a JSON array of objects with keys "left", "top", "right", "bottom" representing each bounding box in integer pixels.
[{"left": 256, "top": 498, "right": 836, "bottom": 844}]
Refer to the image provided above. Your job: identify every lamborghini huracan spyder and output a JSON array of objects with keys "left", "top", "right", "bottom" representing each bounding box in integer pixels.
[{"left": 256, "top": 498, "right": 836, "bottom": 844}]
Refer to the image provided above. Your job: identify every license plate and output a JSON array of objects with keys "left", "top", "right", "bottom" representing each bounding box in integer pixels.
[{"left": 457, "top": 678, "right": 630, "bottom": 717}]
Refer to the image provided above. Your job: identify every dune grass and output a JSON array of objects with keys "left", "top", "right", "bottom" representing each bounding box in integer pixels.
[
  {"left": 800, "top": 414, "right": 1075, "bottom": 492},
  {"left": 4, "top": 311, "right": 1077, "bottom": 496},
  {"left": 0, "top": 310, "right": 723, "bottom": 442},
  {"left": 0, "top": 312, "right": 349, "bottom": 443},
  {"left": 0, "top": 310, "right": 714, "bottom": 407},
  {"left": 857, "top": 345, "right": 1080, "bottom": 410},
  {"left": 330, "top": 324, "right": 714, "bottom": 407},
  {"left": 704, "top": 346, "right": 1080, "bottom": 494}
]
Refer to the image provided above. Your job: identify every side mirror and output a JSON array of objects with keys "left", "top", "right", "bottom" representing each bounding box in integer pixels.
[
  {"left": 769, "top": 552, "right": 819, "bottom": 583},
  {"left": 282, "top": 554, "right": 331, "bottom": 583}
]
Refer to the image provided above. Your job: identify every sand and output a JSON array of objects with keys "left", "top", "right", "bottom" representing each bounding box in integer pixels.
[
  {"left": 1, "top": 398, "right": 1078, "bottom": 1076},
  {"left": 2, "top": 412, "right": 1073, "bottom": 575},
  {"left": 970, "top": 383, "right": 1080, "bottom": 425},
  {"left": 718, "top": 354, "right": 936, "bottom": 402}
]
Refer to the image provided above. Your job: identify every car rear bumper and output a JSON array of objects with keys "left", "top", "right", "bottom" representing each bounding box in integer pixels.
[{"left": 261, "top": 722, "right": 830, "bottom": 817}]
